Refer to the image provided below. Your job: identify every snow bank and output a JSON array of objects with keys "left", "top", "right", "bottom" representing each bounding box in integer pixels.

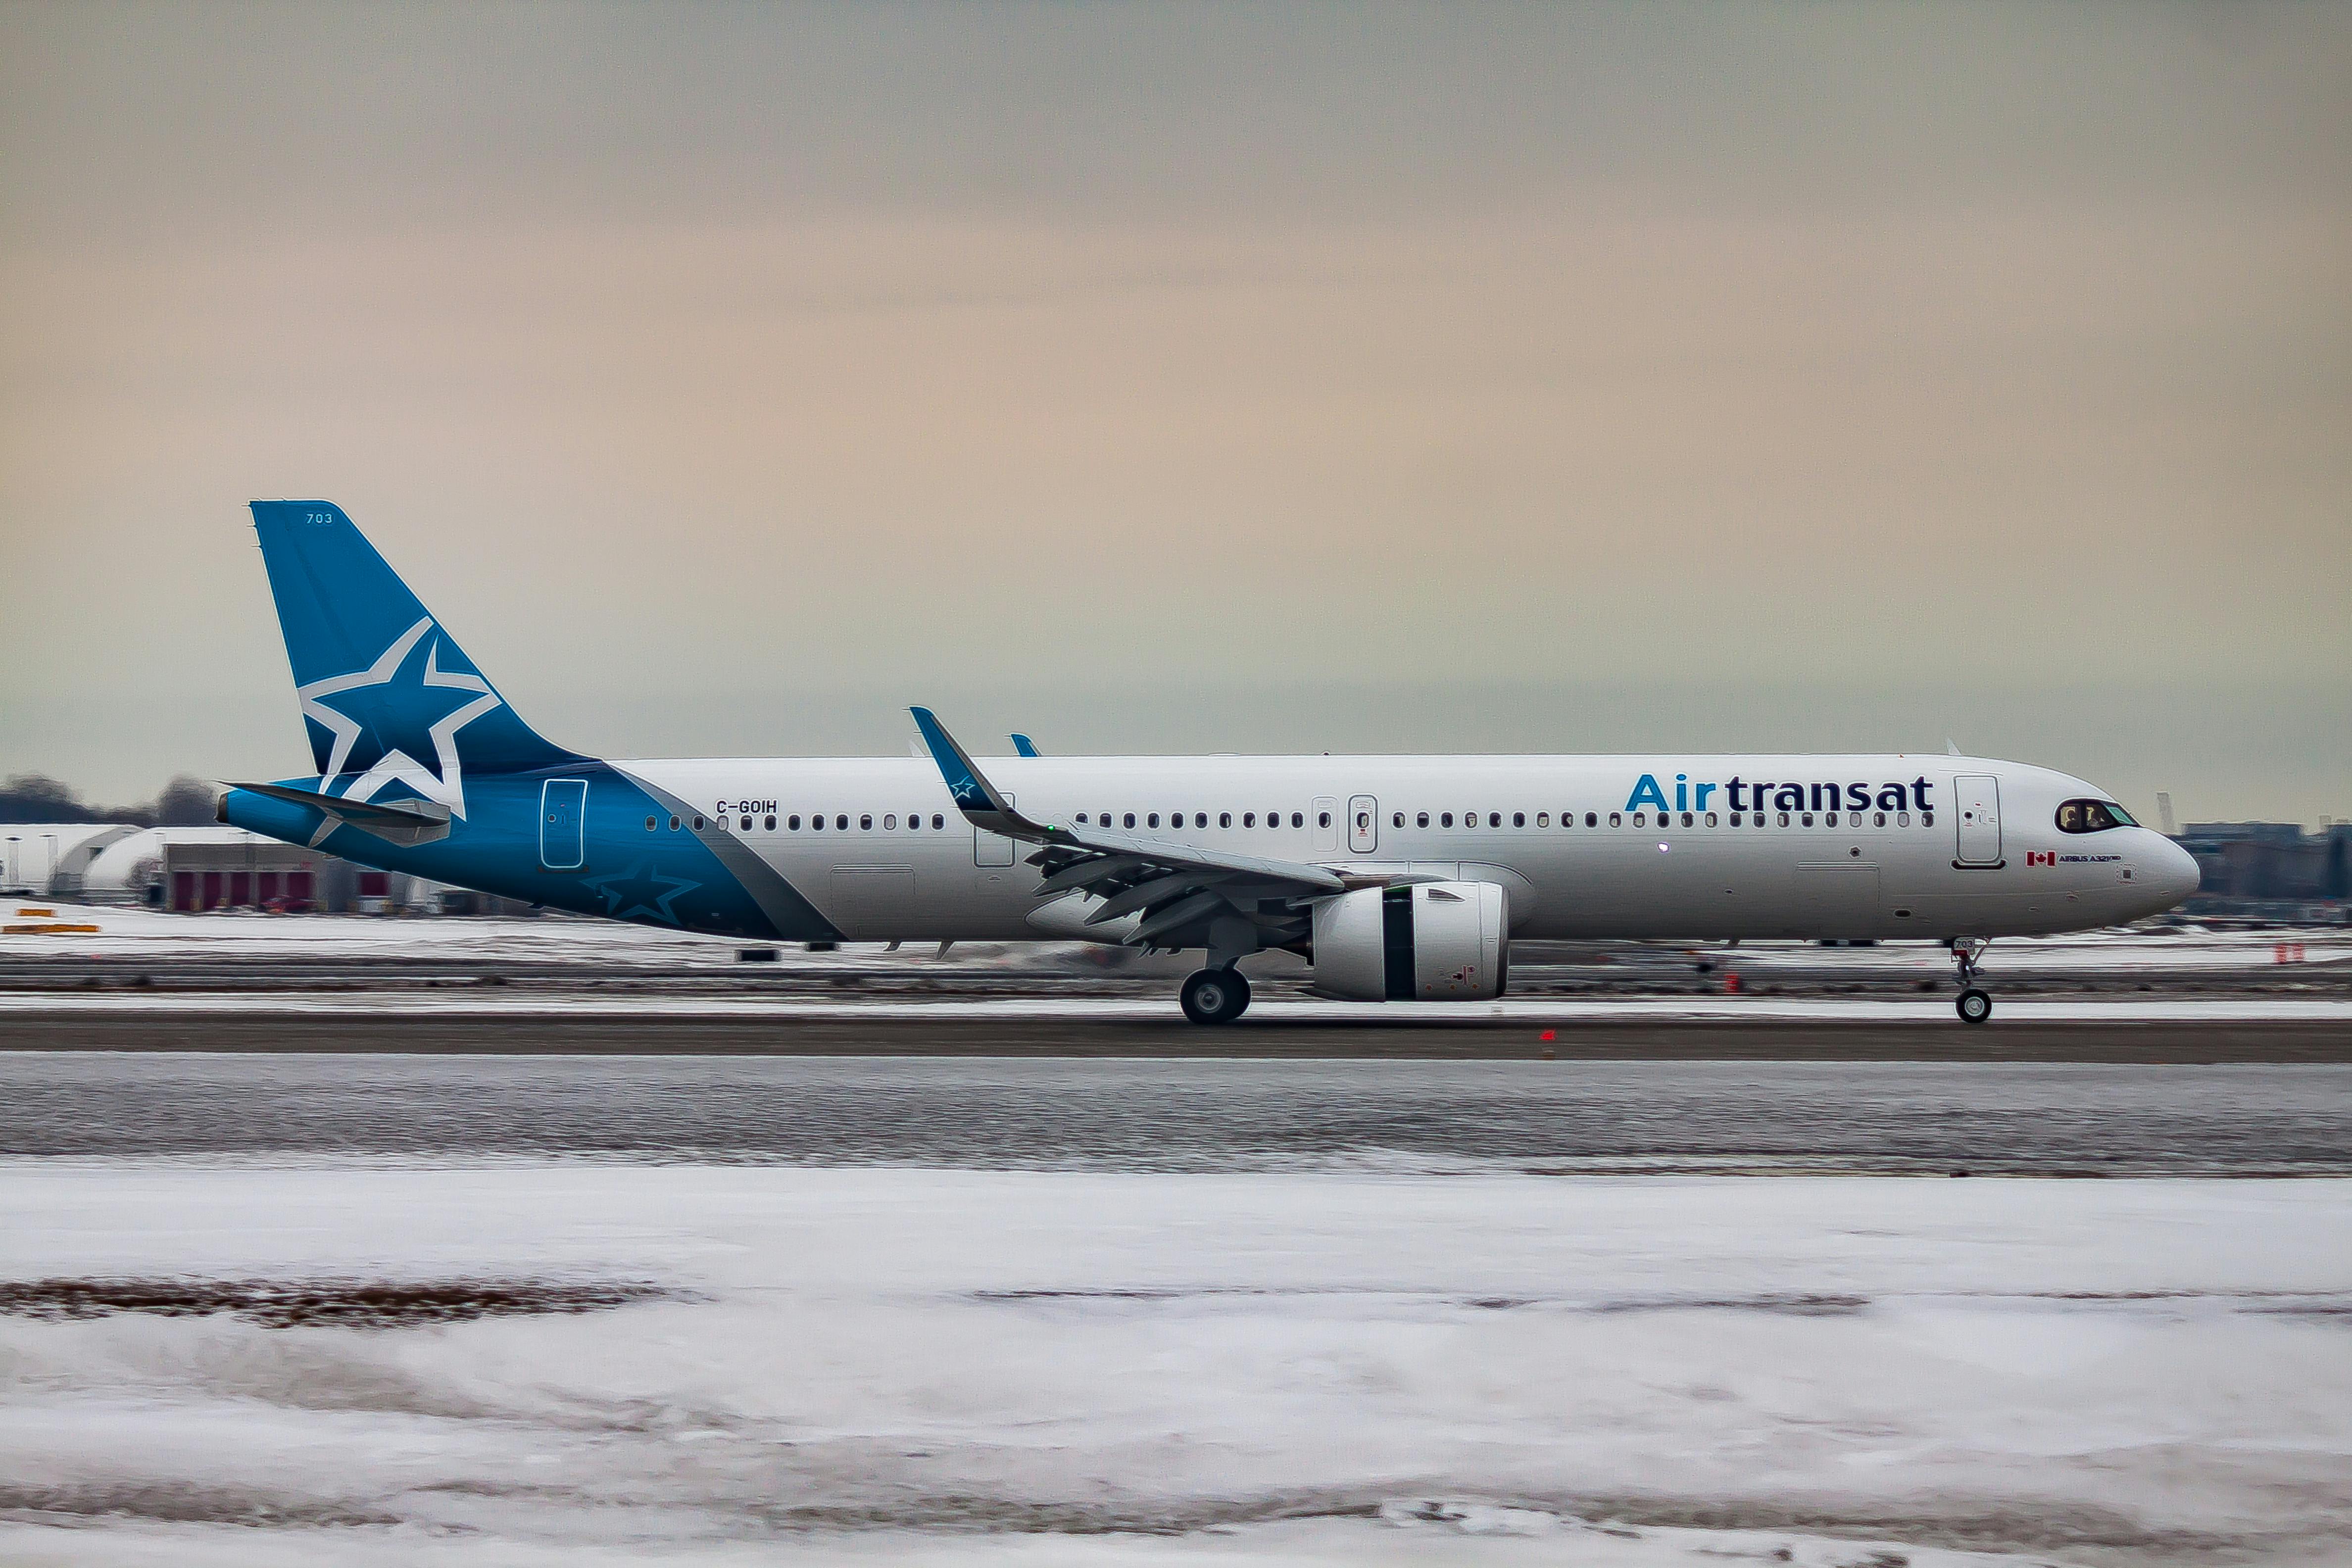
[{"left": 1, "top": 1167, "right": 2347, "bottom": 1564}]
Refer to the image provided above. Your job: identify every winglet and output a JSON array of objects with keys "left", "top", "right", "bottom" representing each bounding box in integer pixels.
[
  {"left": 911, "top": 707, "right": 1041, "bottom": 841},
  {"left": 1010, "top": 733, "right": 1040, "bottom": 758}
]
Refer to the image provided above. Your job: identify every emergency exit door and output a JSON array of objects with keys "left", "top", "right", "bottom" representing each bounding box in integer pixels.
[
  {"left": 1953, "top": 774, "right": 2002, "bottom": 866},
  {"left": 973, "top": 791, "right": 1016, "bottom": 866},
  {"left": 1348, "top": 795, "right": 1378, "bottom": 853},
  {"left": 540, "top": 778, "right": 587, "bottom": 870}
]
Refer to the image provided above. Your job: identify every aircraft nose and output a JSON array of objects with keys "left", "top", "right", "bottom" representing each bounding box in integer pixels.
[{"left": 2149, "top": 835, "right": 2200, "bottom": 907}]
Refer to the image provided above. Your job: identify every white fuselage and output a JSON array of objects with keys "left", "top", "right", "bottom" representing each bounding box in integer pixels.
[{"left": 613, "top": 752, "right": 2197, "bottom": 943}]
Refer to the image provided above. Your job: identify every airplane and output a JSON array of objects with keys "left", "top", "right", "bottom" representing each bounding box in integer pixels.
[{"left": 219, "top": 501, "right": 2200, "bottom": 1026}]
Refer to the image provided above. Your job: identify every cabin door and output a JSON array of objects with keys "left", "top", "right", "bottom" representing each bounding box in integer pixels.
[
  {"left": 540, "top": 778, "right": 588, "bottom": 870},
  {"left": 1953, "top": 775, "right": 2002, "bottom": 866}
]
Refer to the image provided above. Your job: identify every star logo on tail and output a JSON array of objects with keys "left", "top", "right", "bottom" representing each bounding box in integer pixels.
[{"left": 296, "top": 616, "right": 502, "bottom": 820}]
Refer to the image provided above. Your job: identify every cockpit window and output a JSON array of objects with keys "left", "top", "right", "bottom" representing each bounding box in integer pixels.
[{"left": 2056, "top": 798, "right": 2135, "bottom": 833}]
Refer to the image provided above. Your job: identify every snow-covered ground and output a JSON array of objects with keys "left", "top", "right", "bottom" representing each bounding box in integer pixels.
[{"left": 3, "top": 1166, "right": 2348, "bottom": 1566}]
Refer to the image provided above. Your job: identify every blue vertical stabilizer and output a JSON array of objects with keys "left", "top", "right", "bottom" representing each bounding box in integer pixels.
[{"left": 249, "top": 500, "right": 583, "bottom": 803}]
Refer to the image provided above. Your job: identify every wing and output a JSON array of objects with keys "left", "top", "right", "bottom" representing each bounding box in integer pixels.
[
  {"left": 910, "top": 706, "right": 1423, "bottom": 954},
  {"left": 1009, "top": 733, "right": 1041, "bottom": 758}
]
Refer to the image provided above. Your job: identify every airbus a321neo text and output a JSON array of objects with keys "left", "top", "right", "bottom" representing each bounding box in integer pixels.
[{"left": 220, "top": 502, "right": 2200, "bottom": 1025}]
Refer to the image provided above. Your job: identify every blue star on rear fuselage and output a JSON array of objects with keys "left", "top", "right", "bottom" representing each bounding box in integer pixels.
[{"left": 583, "top": 860, "right": 702, "bottom": 926}]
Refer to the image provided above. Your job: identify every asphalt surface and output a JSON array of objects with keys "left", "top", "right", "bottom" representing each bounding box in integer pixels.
[
  {"left": 6, "top": 1051, "right": 2349, "bottom": 1171},
  {"left": 3, "top": 1011, "right": 2347, "bottom": 1061}
]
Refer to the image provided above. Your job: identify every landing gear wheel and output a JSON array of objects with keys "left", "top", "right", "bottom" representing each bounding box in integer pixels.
[
  {"left": 1180, "top": 966, "right": 1251, "bottom": 1025},
  {"left": 1956, "top": 987, "right": 1992, "bottom": 1025}
]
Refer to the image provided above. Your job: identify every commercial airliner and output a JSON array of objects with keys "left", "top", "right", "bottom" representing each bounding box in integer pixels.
[{"left": 220, "top": 502, "right": 2200, "bottom": 1025}]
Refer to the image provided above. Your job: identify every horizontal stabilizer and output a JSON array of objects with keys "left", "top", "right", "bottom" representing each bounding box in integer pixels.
[{"left": 226, "top": 781, "right": 453, "bottom": 846}]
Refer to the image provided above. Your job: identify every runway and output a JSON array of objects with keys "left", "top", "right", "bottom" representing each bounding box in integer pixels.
[
  {"left": 4, "top": 1006, "right": 2349, "bottom": 1065},
  {"left": 6, "top": 1050, "right": 2350, "bottom": 1173}
]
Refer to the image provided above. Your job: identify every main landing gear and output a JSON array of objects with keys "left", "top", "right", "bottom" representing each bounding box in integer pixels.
[
  {"left": 1951, "top": 937, "right": 1993, "bottom": 1025},
  {"left": 1180, "top": 966, "right": 1251, "bottom": 1025}
]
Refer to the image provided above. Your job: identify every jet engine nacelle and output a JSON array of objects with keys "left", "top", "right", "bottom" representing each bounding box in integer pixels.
[{"left": 1310, "top": 881, "right": 1509, "bottom": 1001}]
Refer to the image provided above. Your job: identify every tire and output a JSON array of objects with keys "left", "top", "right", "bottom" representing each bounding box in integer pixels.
[
  {"left": 1955, "top": 987, "right": 1992, "bottom": 1025},
  {"left": 1180, "top": 966, "right": 1250, "bottom": 1025}
]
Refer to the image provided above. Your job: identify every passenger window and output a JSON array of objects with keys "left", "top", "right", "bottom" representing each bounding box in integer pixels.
[
  {"left": 931, "top": 814, "right": 944, "bottom": 829},
  {"left": 1417, "top": 812, "right": 1429, "bottom": 828},
  {"left": 1391, "top": 811, "right": 1403, "bottom": 828},
  {"left": 1728, "top": 812, "right": 1742, "bottom": 827},
  {"left": 1801, "top": 812, "right": 1814, "bottom": 827},
  {"left": 811, "top": 815, "right": 824, "bottom": 831},
  {"left": 1221, "top": 812, "right": 1232, "bottom": 828},
  {"left": 1513, "top": 812, "right": 1524, "bottom": 828},
  {"left": 1489, "top": 812, "right": 1502, "bottom": 828},
  {"left": 1291, "top": 812, "right": 1303, "bottom": 828},
  {"left": 787, "top": 815, "right": 800, "bottom": 831},
  {"left": 740, "top": 816, "right": 751, "bottom": 832},
  {"left": 1585, "top": 812, "right": 1597, "bottom": 828},
  {"left": 836, "top": 815, "right": 848, "bottom": 831},
  {"left": 1076, "top": 813, "right": 1088, "bottom": 825},
  {"left": 1705, "top": 812, "right": 1717, "bottom": 827},
  {"left": 1609, "top": 812, "right": 1621, "bottom": 827},
  {"left": 766, "top": 815, "right": 777, "bottom": 831},
  {"left": 1317, "top": 811, "right": 1331, "bottom": 829},
  {"left": 1632, "top": 812, "right": 1645, "bottom": 827},
  {"left": 1681, "top": 812, "right": 1693, "bottom": 827},
  {"left": 1440, "top": 812, "right": 1453, "bottom": 828},
  {"left": 1898, "top": 811, "right": 1909, "bottom": 827},
  {"left": 1536, "top": 812, "right": 1549, "bottom": 827},
  {"left": 1125, "top": 813, "right": 1136, "bottom": 828},
  {"left": 1148, "top": 813, "right": 1160, "bottom": 829},
  {"left": 693, "top": 815, "right": 705, "bottom": 830},
  {"left": 645, "top": 816, "right": 657, "bottom": 831},
  {"left": 1778, "top": 812, "right": 1790, "bottom": 827},
  {"left": 1922, "top": 811, "right": 1934, "bottom": 828},
  {"left": 1243, "top": 812, "right": 1256, "bottom": 827},
  {"left": 884, "top": 814, "right": 897, "bottom": 830},
  {"left": 670, "top": 815, "right": 681, "bottom": 831},
  {"left": 1873, "top": 812, "right": 1885, "bottom": 827},
  {"left": 1196, "top": 813, "right": 1208, "bottom": 829}
]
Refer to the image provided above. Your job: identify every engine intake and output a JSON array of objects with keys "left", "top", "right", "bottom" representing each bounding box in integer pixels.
[{"left": 1310, "top": 881, "right": 1508, "bottom": 1001}]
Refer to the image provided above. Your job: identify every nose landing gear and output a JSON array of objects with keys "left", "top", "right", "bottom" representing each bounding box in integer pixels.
[
  {"left": 1180, "top": 966, "right": 1251, "bottom": 1025},
  {"left": 1951, "top": 937, "right": 1993, "bottom": 1024}
]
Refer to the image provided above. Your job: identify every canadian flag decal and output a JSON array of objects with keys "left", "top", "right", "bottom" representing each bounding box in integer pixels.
[{"left": 2026, "top": 850, "right": 2056, "bottom": 867}]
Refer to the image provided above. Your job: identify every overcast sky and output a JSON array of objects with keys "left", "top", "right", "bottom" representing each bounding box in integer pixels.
[{"left": 2, "top": 2, "right": 2346, "bottom": 823}]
